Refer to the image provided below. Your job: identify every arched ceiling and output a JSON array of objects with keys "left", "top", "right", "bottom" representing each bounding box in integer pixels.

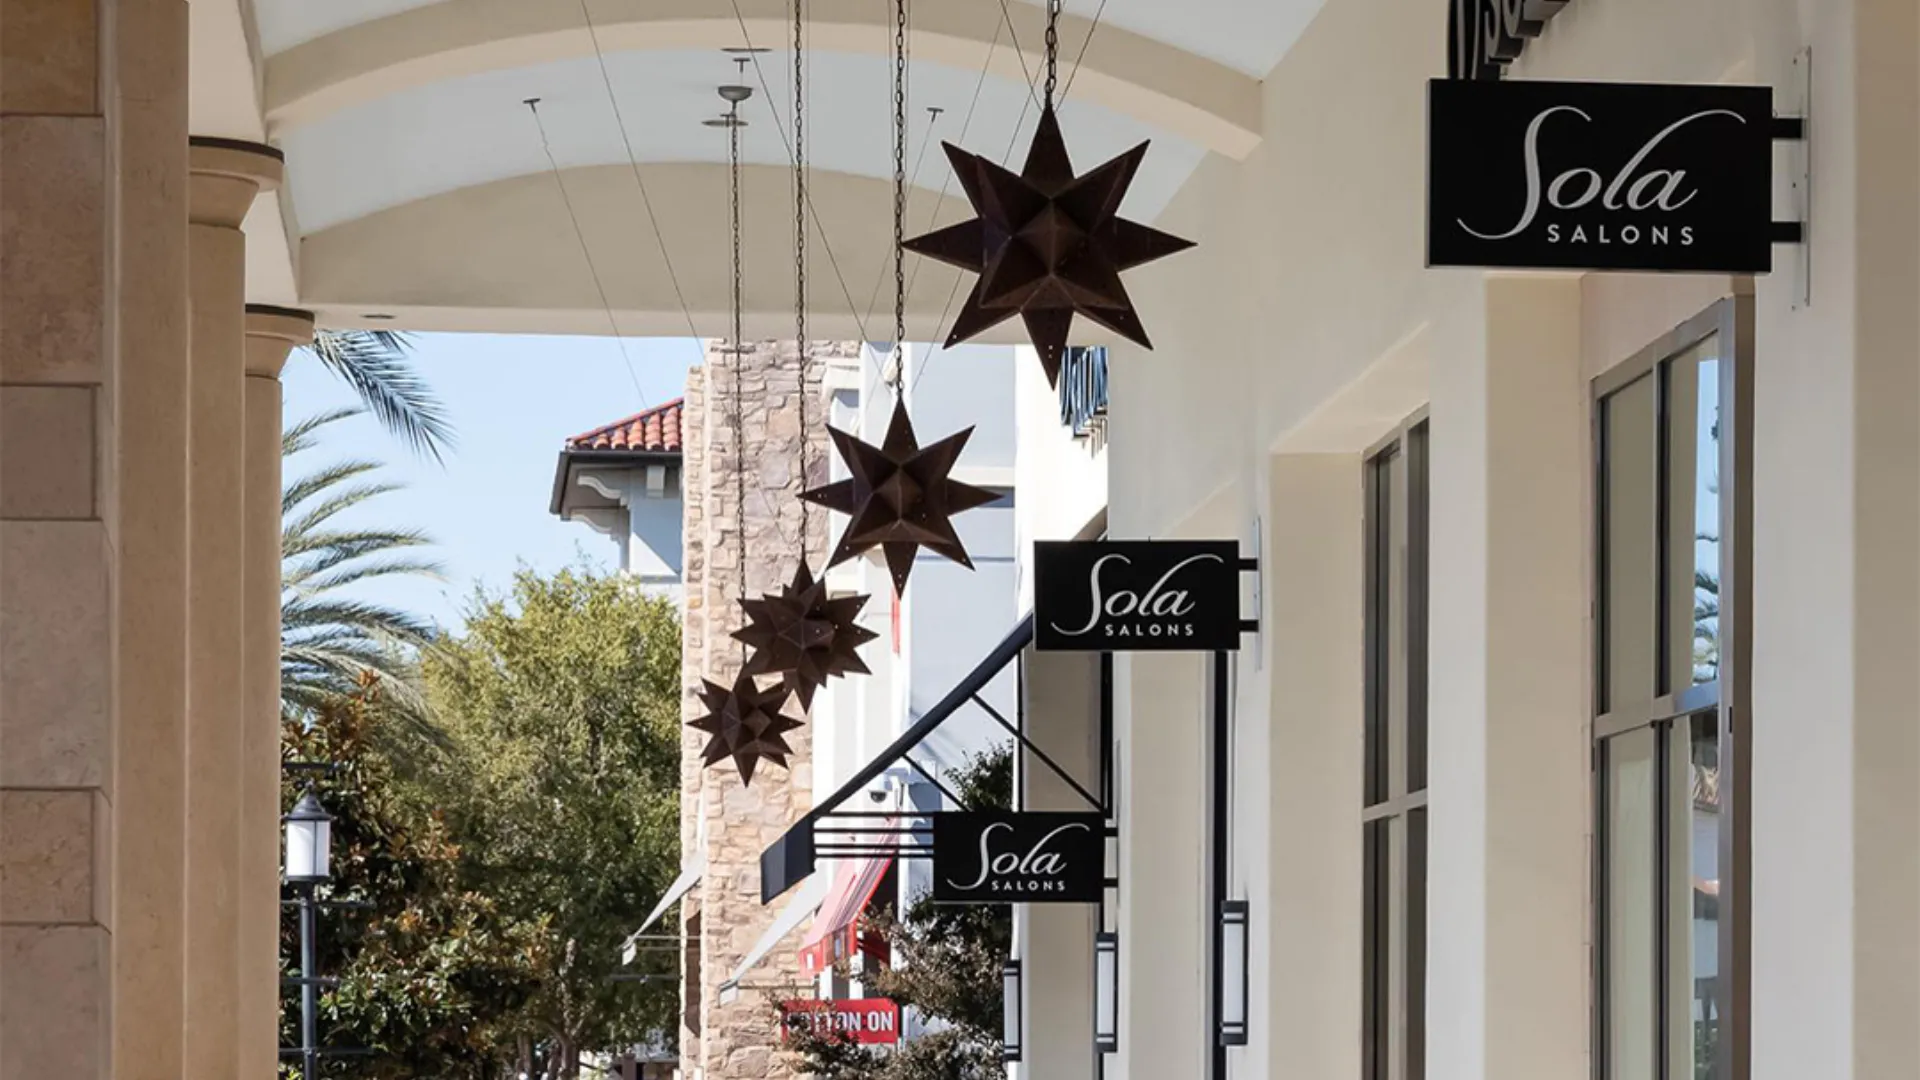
[{"left": 193, "top": 0, "right": 1321, "bottom": 338}]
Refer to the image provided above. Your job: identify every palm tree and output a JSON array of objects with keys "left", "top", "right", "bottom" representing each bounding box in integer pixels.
[
  {"left": 281, "top": 407, "right": 444, "bottom": 727},
  {"left": 303, "top": 329, "right": 456, "bottom": 462}
]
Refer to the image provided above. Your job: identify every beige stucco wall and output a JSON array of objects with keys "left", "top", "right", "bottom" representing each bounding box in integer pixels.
[{"left": 1100, "top": 1, "right": 1920, "bottom": 1079}]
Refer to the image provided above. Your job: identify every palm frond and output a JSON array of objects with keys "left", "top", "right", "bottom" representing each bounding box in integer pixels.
[
  {"left": 282, "top": 482, "right": 409, "bottom": 546},
  {"left": 284, "top": 528, "right": 435, "bottom": 571},
  {"left": 302, "top": 557, "right": 448, "bottom": 595},
  {"left": 301, "top": 329, "right": 456, "bottom": 463},
  {"left": 282, "top": 596, "right": 440, "bottom": 645},
  {"left": 282, "top": 459, "right": 384, "bottom": 518},
  {"left": 281, "top": 410, "right": 449, "bottom": 746},
  {"left": 283, "top": 406, "right": 363, "bottom": 456}
]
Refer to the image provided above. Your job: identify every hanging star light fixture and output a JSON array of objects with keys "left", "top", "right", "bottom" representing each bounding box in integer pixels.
[
  {"left": 687, "top": 675, "right": 805, "bottom": 787},
  {"left": 734, "top": 562, "right": 878, "bottom": 712},
  {"left": 798, "top": 0, "right": 997, "bottom": 596},
  {"left": 800, "top": 398, "right": 998, "bottom": 595},
  {"left": 900, "top": 0, "right": 1194, "bottom": 387},
  {"left": 731, "top": 4, "right": 882, "bottom": 713},
  {"left": 686, "top": 71, "right": 808, "bottom": 788}
]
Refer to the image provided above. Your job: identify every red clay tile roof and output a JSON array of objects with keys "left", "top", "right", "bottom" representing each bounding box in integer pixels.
[{"left": 565, "top": 398, "right": 685, "bottom": 454}]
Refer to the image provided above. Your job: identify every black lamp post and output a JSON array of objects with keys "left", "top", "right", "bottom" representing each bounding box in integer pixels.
[{"left": 284, "top": 789, "right": 334, "bottom": 1080}]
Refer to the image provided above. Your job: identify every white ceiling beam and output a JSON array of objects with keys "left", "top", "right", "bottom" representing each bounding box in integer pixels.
[{"left": 263, "top": 0, "right": 1261, "bottom": 159}]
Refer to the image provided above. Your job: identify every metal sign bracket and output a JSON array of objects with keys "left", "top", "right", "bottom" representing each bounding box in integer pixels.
[
  {"left": 1779, "top": 47, "right": 1813, "bottom": 307},
  {"left": 1243, "top": 518, "right": 1264, "bottom": 666}
]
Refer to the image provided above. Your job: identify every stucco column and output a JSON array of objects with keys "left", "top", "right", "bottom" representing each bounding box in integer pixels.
[
  {"left": 111, "top": 5, "right": 195, "bottom": 1080},
  {"left": 185, "top": 138, "right": 283, "bottom": 1080},
  {"left": 241, "top": 305, "right": 313, "bottom": 1080},
  {"left": 1747, "top": 1, "right": 1920, "bottom": 1076},
  {"left": 1261, "top": 454, "right": 1365, "bottom": 1080},
  {"left": 1015, "top": 648, "right": 1101, "bottom": 1080},
  {"left": 1112, "top": 650, "right": 1208, "bottom": 1080},
  {"left": 1425, "top": 275, "right": 1588, "bottom": 1080}
]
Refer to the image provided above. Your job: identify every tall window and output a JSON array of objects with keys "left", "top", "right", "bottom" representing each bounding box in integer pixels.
[
  {"left": 1594, "top": 300, "right": 1748, "bottom": 1080},
  {"left": 1364, "top": 417, "right": 1428, "bottom": 1080}
]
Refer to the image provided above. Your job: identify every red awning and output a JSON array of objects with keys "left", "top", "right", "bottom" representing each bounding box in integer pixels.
[{"left": 799, "top": 825, "right": 898, "bottom": 975}]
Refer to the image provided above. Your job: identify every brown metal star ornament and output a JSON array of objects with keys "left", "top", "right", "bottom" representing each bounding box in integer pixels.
[
  {"left": 733, "top": 562, "right": 879, "bottom": 713},
  {"left": 799, "top": 398, "right": 999, "bottom": 595},
  {"left": 687, "top": 673, "right": 805, "bottom": 787},
  {"left": 901, "top": 104, "right": 1195, "bottom": 386}
]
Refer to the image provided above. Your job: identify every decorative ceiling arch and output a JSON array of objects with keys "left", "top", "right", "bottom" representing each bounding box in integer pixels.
[
  {"left": 297, "top": 161, "right": 1128, "bottom": 345},
  {"left": 262, "top": 0, "right": 1263, "bottom": 158},
  {"left": 275, "top": 44, "right": 1205, "bottom": 235}
]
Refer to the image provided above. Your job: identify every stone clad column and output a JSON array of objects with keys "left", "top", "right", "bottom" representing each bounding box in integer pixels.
[
  {"left": 0, "top": 32, "right": 116, "bottom": 1080},
  {"left": 2, "top": 3, "right": 195, "bottom": 1075},
  {"left": 241, "top": 305, "right": 313, "bottom": 1080},
  {"left": 185, "top": 138, "right": 283, "bottom": 1080}
]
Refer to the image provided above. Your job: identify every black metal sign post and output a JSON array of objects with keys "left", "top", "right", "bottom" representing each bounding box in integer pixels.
[
  {"left": 932, "top": 811, "right": 1107, "bottom": 904},
  {"left": 1427, "top": 79, "right": 1800, "bottom": 274}
]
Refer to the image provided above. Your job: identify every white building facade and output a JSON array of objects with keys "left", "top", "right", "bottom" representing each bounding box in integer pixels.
[{"left": 1027, "top": 4, "right": 1917, "bottom": 1080}]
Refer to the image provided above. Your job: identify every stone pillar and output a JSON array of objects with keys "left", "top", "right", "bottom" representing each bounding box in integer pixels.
[
  {"left": 681, "top": 340, "right": 843, "bottom": 1080},
  {"left": 240, "top": 305, "right": 313, "bottom": 1080},
  {"left": 0, "top": 0, "right": 185, "bottom": 1076},
  {"left": 184, "top": 138, "right": 282, "bottom": 1080},
  {"left": 1425, "top": 275, "right": 1587, "bottom": 1080},
  {"left": 107, "top": 4, "right": 195, "bottom": 1080},
  {"left": 1015, "top": 648, "right": 1100, "bottom": 1080}
]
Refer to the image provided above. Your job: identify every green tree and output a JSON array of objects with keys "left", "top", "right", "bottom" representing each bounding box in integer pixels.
[
  {"left": 417, "top": 568, "right": 684, "bottom": 1078},
  {"left": 785, "top": 747, "right": 1014, "bottom": 1080},
  {"left": 281, "top": 408, "right": 442, "bottom": 729},
  {"left": 302, "top": 329, "right": 456, "bottom": 462},
  {"left": 283, "top": 687, "right": 540, "bottom": 1079}
]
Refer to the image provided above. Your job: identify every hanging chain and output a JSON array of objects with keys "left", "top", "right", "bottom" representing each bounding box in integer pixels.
[
  {"left": 794, "top": 0, "right": 811, "bottom": 539},
  {"left": 1044, "top": 0, "right": 1060, "bottom": 107},
  {"left": 727, "top": 91, "right": 748, "bottom": 617},
  {"left": 889, "top": 0, "right": 908, "bottom": 390}
]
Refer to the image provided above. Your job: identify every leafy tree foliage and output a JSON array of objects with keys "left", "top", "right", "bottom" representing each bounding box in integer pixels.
[
  {"left": 785, "top": 747, "right": 1015, "bottom": 1080},
  {"left": 414, "top": 568, "right": 685, "bottom": 1078},
  {"left": 282, "top": 688, "right": 539, "bottom": 1079}
]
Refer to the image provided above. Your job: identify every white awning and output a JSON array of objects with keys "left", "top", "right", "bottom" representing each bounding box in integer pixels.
[
  {"left": 619, "top": 850, "right": 707, "bottom": 964},
  {"left": 620, "top": 817, "right": 708, "bottom": 965},
  {"left": 718, "top": 871, "right": 834, "bottom": 1002}
]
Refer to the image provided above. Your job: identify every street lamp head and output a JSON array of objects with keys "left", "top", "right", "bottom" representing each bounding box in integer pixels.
[{"left": 283, "top": 789, "right": 334, "bottom": 885}]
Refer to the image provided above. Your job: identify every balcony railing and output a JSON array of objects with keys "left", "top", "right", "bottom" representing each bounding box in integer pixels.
[{"left": 1057, "top": 346, "right": 1108, "bottom": 439}]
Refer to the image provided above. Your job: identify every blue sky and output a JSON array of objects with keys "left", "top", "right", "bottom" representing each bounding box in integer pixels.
[{"left": 280, "top": 332, "right": 697, "bottom": 630}]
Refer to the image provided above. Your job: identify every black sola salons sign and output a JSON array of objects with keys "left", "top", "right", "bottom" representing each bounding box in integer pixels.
[
  {"left": 1427, "top": 79, "right": 1775, "bottom": 274},
  {"left": 1033, "top": 540, "right": 1242, "bottom": 652},
  {"left": 932, "top": 811, "right": 1105, "bottom": 904}
]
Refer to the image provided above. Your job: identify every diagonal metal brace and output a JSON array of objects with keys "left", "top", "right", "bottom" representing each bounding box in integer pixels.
[{"left": 970, "top": 692, "right": 1105, "bottom": 812}]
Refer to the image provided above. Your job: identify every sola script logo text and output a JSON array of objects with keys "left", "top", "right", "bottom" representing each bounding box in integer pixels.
[
  {"left": 1049, "top": 552, "right": 1225, "bottom": 641},
  {"left": 1457, "top": 105, "right": 1747, "bottom": 249},
  {"left": 945, "top": 821, "right": 1092, "bottom": 896}
]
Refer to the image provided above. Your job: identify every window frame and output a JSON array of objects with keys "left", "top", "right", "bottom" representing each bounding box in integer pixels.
[
  {"left": 1590, "top": 296, "right": 1752, "bottom": 1080},
  {"left": 1362, "top": 411, "right": 1430, "bottom": 1080}
]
